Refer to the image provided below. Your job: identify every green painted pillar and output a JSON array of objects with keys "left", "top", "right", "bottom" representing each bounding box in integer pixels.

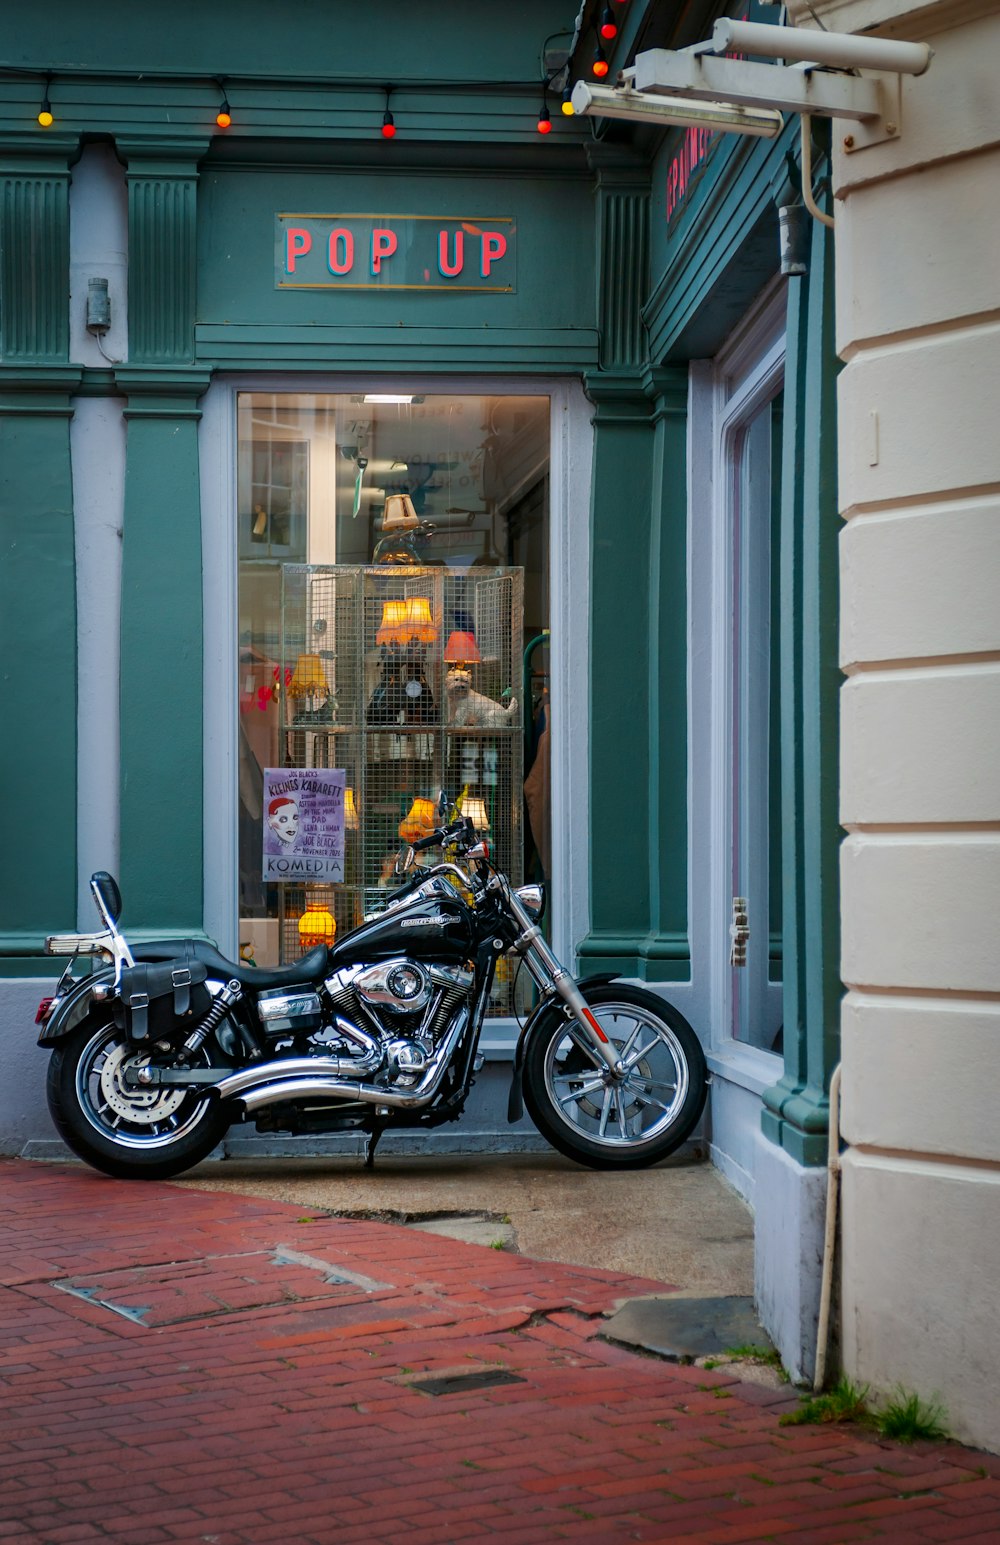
[
  {"left": 0, "top": 142, "right": 81, "bottom": 962},
  {"left": 580, "top": 371, "right": 656, "bottom": 975},
  {"left": 761, "top": 204, "right": 840, "bottom": 1165},
  {"left": 578, "top": 151, "right": 664, "bottom": 978},
  {"left": 644, "top": 366, "right": 690, "bottom": 978},
  {"left": 116, "top": 140, "right": 210, "bottom": 931}
]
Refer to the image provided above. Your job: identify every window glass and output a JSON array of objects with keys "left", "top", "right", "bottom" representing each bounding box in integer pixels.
[{"left": 236, "top": 393, "right": 550, "bottom": 982}]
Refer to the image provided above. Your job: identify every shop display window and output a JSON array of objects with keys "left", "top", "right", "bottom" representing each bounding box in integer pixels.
[{"left": 236, "top": 392, "right": 551, "bottom": 1001}]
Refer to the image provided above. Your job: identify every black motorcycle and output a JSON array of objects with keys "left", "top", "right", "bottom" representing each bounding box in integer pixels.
[{"left": 36, "top": 820, "right": 708, "bottom": 1180}]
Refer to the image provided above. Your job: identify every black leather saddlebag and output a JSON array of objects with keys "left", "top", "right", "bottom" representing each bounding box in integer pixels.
[{"left": 113, "top": 960, "right": 210, "bottom": 1044}]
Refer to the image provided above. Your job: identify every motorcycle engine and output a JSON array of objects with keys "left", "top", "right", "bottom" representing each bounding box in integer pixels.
[{"left": 318, "top": 959, "right": 475, "bottom": 1084}]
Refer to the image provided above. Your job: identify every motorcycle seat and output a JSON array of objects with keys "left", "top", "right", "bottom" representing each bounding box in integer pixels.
[{"left": 135, "top": 939, "right": 331, "bottom": 990}]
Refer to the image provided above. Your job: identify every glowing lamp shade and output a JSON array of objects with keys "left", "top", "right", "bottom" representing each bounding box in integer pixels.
[
  {"left": 344, "top": 787, "right": 360, "bottom": 831},
  {"left": 398, "top": 796, "right": 438, "bottom": 843},
  {"left": 460, "top": 796, "right": 490, "bottom": 833},
  {"left": 376, "top": 599, "right": 409, "bottom": 645},
  {"left": 377, "top": 597, "right": 436, "bottom": 647},
  {"left": 443, "top": 630, "right": 481, "bottom": 665},
  {"left": 402, "top": 597, "right": 435, "bottom": 643},
  {"left": 288, "top": 654, "right": 327, "bottom": 697},
  {"left": 381, "top": 493, "right": 419, "bottom": 532},
  {"left": 298, "top": 905, "right": 336, "bottom": 949}
]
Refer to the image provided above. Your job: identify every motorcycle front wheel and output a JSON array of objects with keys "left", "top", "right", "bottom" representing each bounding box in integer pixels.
[
  {"left": 522, "top": 984, "right": 708, "bottom": 1170},
  {"left": 47, "top": 1018, "right": 232, "bottom": 1180}
]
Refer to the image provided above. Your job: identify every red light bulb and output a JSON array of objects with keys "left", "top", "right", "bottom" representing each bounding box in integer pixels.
[
  {"left": 382, "top": 109, "right": 396, "bottom": 139},
  {"left": 599, "top": 7, "right": 618, "bottom": 39},
  {"left": 537, "top": 103, "right": 552, "bottom": 134},
  {"left": 592, "top": 46, "right": 610, "bottom": 78}
]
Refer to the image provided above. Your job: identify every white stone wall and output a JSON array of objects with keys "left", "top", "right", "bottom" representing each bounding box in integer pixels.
[{"left": 793, "top": 0, "right": 1000, "bottom": 1451}]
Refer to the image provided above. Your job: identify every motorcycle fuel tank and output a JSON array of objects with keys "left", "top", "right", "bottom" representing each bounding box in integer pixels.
[{"left": 329, "top": 892, "right": 475, "bottom": 966}]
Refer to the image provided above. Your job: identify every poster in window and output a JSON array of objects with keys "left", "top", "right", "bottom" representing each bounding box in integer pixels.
[{"left": 263, "top": 768, "right": 346, "bottom": 881}]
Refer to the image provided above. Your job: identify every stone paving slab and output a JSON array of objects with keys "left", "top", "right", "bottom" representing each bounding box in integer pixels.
[
  {"left": 602, "top": 1294, "right": 772, "bottom": 1363},
  {"left": 2, "top": 1158, "right": 999, "bottom": 1544}
]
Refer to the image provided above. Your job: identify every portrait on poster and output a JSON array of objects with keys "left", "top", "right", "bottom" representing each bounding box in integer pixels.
[{"left": 262, "top": 768, "right": 346, "bottom": 881}]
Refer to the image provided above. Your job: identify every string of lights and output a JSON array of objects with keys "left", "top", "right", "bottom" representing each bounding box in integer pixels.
[{"left": 4, "top": 2, "right": 629, "bottom": 140}]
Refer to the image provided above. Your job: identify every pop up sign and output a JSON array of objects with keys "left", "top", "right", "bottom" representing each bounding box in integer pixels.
[{"left": 275, "top": 214, "right": 516, "bottom": 292}]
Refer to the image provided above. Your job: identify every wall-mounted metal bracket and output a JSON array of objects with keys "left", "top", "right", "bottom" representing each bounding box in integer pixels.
[{"left": 632, "top": 49, "right": 884, "bottom": 123}]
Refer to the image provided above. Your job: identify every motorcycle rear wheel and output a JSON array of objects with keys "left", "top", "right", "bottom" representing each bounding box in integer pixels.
[
  {"left": 47, "top": 1018, "right": 232, "bottom": 1180},
  {"left": 522, "top": 984, "right": 708, "bottom": 1170}
]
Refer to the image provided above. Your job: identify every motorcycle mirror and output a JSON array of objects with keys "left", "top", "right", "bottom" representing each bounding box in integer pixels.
[
  {"left": 90, "top": 871, "right": 122, "bottom": 927},
  {"left": 394, "top": 845, "right": 416, "bottom": 876}
]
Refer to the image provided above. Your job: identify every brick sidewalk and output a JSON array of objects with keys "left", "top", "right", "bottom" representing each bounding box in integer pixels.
[{"left": 1, "top": 1160, "right": 998, "bottom": 1544}]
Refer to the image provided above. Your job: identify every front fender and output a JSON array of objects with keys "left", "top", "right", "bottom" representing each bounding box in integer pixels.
[
  {"left": 36, "top": 966, "right": 116, "bottom": 1047},
  {"left": 506, "top": 972, "right": 620, "bottom": 1123}
]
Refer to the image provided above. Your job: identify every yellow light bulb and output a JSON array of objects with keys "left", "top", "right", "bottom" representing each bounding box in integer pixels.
[
  {"left": 38, "top": 109, "right": 53, "bottom": 128},
  {"left": 561, "top": 100, "right": 575, "bottom": 117}
]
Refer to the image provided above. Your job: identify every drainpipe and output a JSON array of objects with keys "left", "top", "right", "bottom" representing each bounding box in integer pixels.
[{"left": 813, "top": 1061, "right": 842, "bottom": 1391}]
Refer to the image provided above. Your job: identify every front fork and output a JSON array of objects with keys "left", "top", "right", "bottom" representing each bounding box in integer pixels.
[{"left": 503, "top": 885, "right": 624, "bottom": 1078}]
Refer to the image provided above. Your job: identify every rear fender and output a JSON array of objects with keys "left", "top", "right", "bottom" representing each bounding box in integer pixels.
[
  {"left": 36, "top": 967, "right": 116, "bottom": 1047},
  {"left": 506, "top": 973, "right": 619, "bottom": 1123},
  {"left": 37, "top": 940, "right": 227, "bottom": 1047}
]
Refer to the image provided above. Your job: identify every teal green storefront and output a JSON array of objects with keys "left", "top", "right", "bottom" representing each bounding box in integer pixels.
[{"left": 0, "top": 0, "right": 840, "bottom": 1377}]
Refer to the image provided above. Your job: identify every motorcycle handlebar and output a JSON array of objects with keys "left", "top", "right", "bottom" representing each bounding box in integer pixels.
[{"left": 411, "top": 817, "right": 474, "bottom": 853}]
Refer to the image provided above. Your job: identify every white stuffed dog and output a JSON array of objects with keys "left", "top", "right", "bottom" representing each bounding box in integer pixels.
[{"left": 445, "top": 668, "right": 518, "bottom": 728}]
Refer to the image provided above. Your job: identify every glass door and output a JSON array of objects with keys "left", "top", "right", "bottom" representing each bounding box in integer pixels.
[{"left": 729, "top": 387, "right": 783, "bottom": 1052}]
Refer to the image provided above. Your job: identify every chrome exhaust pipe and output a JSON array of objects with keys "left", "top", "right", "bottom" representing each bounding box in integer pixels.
[
  {"left": 233, "top": 1008, "right": 469, "bottom": 1115},
  {"left": 215, "top": 1018, "right": 382, "bottom": 1101}
]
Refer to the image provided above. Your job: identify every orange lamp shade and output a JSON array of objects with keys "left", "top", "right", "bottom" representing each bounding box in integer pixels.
[
  {"left": 289, "top": 654, "right": 327, "bottom": 696},
  {"left": 376, "top": 597, "right": 435, "bottom": 645},
  {"left": 443, "top": 630, "right": 481, "bottom": 664},
  {"left": 402, "top": 597, "right": 436, "bottom": 644},
  {"left": 376, "top": 599, "right": 409, "bottom": 645},
  {"left": 398, "top": 796, "right": 437, "bottom": 843},
  {"left": 298, "top": 906, "right": 336, "bottom": 949}
]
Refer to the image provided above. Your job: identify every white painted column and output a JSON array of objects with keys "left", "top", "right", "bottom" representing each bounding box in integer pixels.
[
  {"left": 792, "top": 0, "right": 1000, "bottom": 1451},
  {"left": 70, "top": 144, "right": 129, "bottom": 924}
]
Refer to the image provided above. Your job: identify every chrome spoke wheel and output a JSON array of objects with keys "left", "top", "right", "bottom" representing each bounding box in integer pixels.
[
  {"left": 522, "top": 985, "right": 708, "bottom": 1170},
  {"left": 75, "top": 1026, "right": 213, "bottom": 1151},
  {"left": 543, "top": 1002, "right": 689, "bottom": 1150}
]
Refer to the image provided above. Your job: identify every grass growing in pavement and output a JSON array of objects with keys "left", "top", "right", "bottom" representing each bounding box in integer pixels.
[
  {"left": 781, "top": 1377, "right": 872, "bottom": 1428},
  {"left": 781, "top": 1378, "right": 950, "bottom": 1442},
  {"left": 878, "top": 1390, "right": 949, "bottom": 1443}
]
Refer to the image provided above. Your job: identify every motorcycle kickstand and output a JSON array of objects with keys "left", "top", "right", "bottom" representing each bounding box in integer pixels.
[{"left": 363, "top": 1123, "right": 386, "bottom": 1170}]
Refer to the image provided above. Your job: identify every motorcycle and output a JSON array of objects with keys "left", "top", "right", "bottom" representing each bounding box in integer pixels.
[{"left": 36, "top": 819, "right": 708, "bottom": 1180}]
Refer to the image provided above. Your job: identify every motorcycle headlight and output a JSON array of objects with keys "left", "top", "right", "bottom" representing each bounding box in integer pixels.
[{"left": 514, "top": 884, "right": 545, "bottom": 921}]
